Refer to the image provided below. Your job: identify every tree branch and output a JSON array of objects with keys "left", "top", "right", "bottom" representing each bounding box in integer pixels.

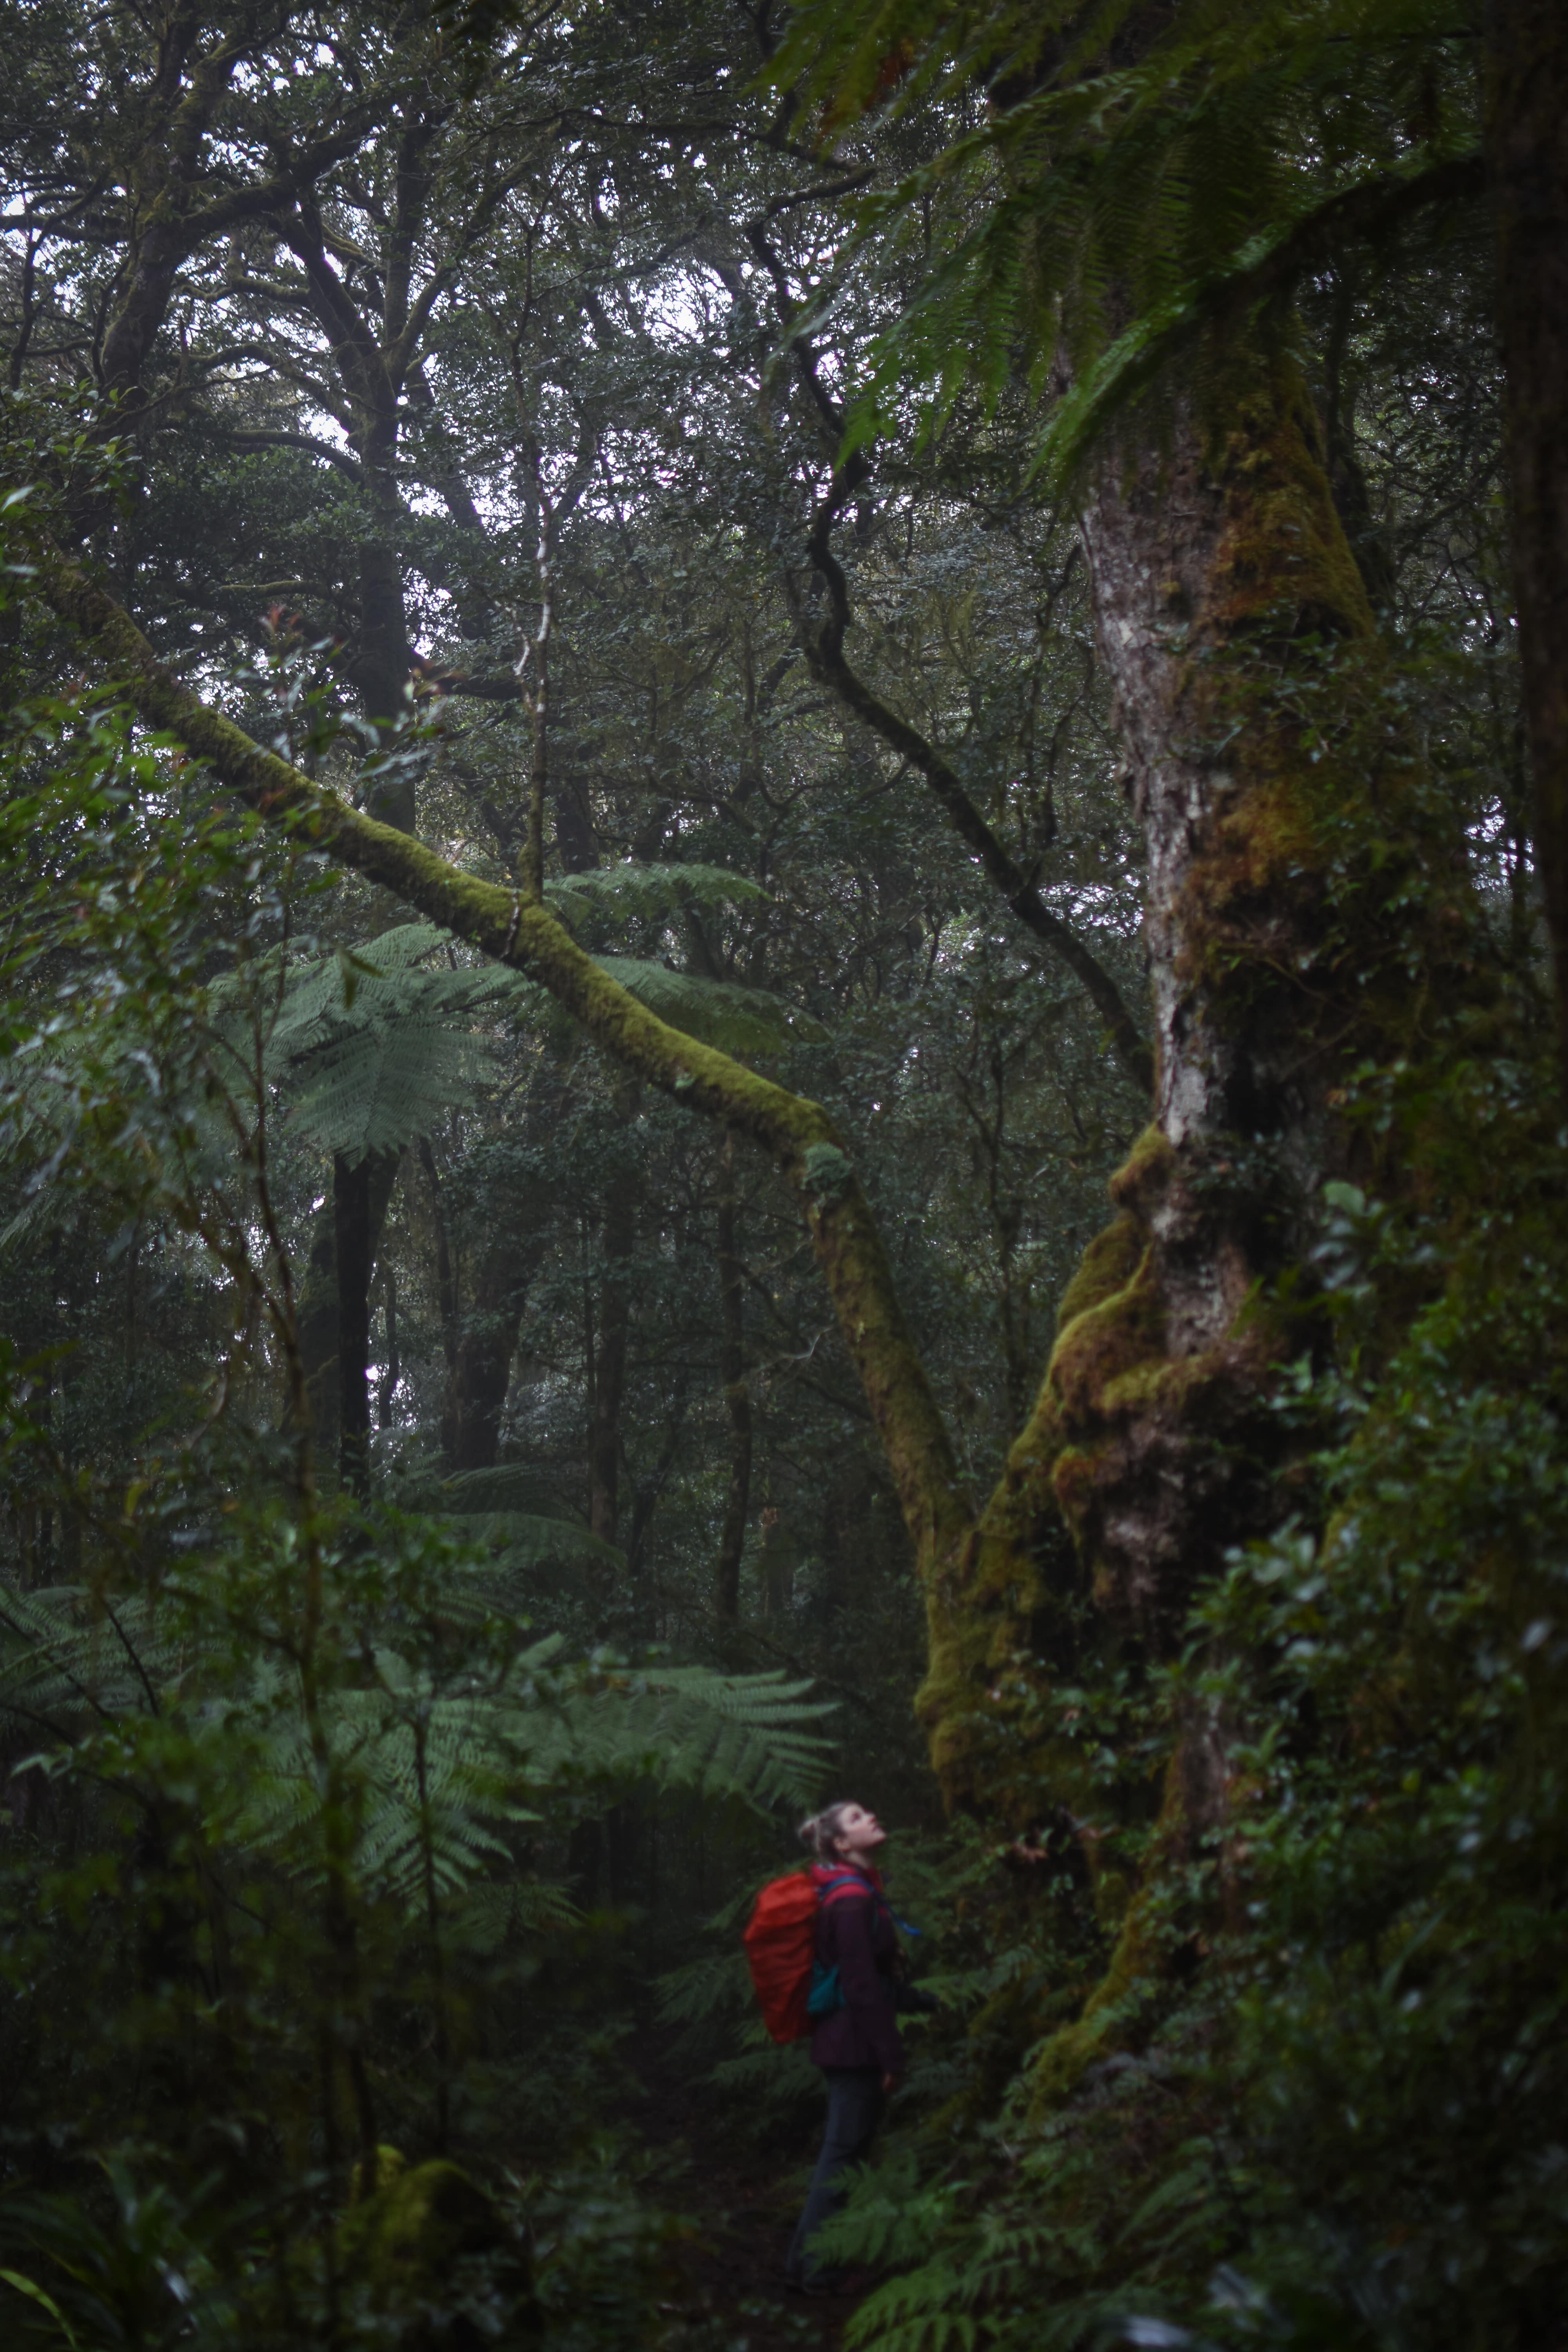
[
  {"left": 216, "top": 428, "right": 363, "bottom": 483},
  {"left": 24, "top": 530, "right": 975, "bottom": 1600},
  {"left": 799, "top": 457, "right": 1155, "bottom": 1095}
]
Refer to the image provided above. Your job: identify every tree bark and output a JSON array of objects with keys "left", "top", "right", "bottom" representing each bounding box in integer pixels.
[
  {"left": 1485, "top": 0, "right": 1568, "bottom": 1098},
  {"left": 920, "top": 341, "right": 1484, "bottom": 1828},
  {"left": 296, "top": 1148, "right": 402, "bottom": 1488},
  {"left": 441, "top": 1198, "right": 554, "bottom": 1471},
  {"left": 588, "top": 1177, "right": 637, "bottom": 1548}
]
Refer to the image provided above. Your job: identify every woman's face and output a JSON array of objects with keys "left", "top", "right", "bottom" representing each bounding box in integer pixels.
[{"left": 832, "top": 1803, "right": 887, "bottom": 1862}]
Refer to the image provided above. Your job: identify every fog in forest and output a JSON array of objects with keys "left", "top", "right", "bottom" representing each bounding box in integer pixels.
[{"left": 0, "top": 0, "right": 1564, "bottom": 2345}]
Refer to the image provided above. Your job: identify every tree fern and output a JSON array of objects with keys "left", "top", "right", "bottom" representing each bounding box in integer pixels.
[
  {"left": 0, "top": 1564, "right": 832, "bottom": 1922},
  {"left": 261, "top": 923, "right": 530, "bottom": 1160},
  {"left": 772, "top": 0, "right": 1484, "bottom": 475},
  {"left": 434, "top": 1508, "right": 626, "bottom": 1584},
  {"left": 594, "top": 957, "right": 827, "bottom": 1057},
  {"left": 546, "top": 862, "right": 769, "bottom": 929},
  {"left": 430, "top": 1465, "right": 579, "bottom": 1515}
]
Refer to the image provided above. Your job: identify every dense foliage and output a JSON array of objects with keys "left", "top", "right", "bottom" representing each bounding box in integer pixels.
[{"left": 0, "top": 0, "right": 1562, "bottom": 2347}]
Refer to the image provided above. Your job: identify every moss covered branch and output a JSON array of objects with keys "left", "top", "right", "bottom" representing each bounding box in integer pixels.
[{"left": 23, "top": 529, "right": 976, "bottom": 1668}]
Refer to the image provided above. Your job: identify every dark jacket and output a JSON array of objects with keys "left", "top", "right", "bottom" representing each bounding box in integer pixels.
[{"left": 806, "top": 1862, "right": 906, "bottom": 2077}]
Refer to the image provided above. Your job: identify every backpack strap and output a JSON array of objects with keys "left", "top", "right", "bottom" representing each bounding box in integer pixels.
[{"left": 818, "top": 1869, "right": 885, "bottom": 1910}]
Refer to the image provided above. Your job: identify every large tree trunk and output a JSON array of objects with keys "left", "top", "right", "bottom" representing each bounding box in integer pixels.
[
  {"left": 918, "top": 345, "right": 1454, "bottom": 1821},
  {"left": 1485, "top": 0, "right": 1568, "bottom": 1097}
]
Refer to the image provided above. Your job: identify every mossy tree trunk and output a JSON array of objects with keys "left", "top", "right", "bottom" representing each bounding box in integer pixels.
[
  {"left": 28, "top": 392, "right": 1432, "bottom": 1830},
  {"left": 917, "top": 346, "right": 1442, "bottom": 1827}
]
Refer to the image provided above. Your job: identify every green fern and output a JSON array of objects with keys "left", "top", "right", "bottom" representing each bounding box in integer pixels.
[
  {"left": 433, "top": 1466, "right": 579, "bottom": 1516},
  {"left": 261, "top": 924, "right": 529, "bottom": 1160},
  {"left": 435, "top": 1508, "right": 626, "bottom": 1584},
  {"left": 594, "top": 958, "right": 827, "bottom": 1056},
  {"left": 0, "top": 1568, "right": 831, "bottom": 1926},
  {"left": 546, "top": 862, "right": 769, "bottom": 929},
  {"left": 773, "top": 0, "right": 1482, "bottom": 476}
]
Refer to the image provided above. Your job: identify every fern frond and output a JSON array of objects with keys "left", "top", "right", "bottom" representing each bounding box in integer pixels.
[
  {"left": 0, "top": 1586, "right": 201, "bottom": 1727},
  {"left": 436, "top": 1466, "right": 579, "bottom": 1516},
  {"left": 546, "top": 862, "right": 768, "bottom": 929},
  {"left": 594, "top": 959, "right": 827, "bottom": 1057},
  {"left": 436, "top": 1508, "right": 625, "bottom": 1580}
]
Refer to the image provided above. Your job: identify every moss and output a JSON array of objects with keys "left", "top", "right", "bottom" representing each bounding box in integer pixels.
[
  {"left": 1052, "top": 1209, "right": 1145, "bottom": 1332},
  {"left": 335, "top": 2157, "right": 536, "bottom": 2343},
  {"left": 1048, "top": 1244, "right": 1163, "bottom": 1426},
  {"left": 1025, "top": 1751, "right": 1193, "bottom": 2117},
  {"left": 1107, "top": 1125, "right": 1177, "bottom": 1219},
  {"left": 31, "top": 531, "right": 978, "bottom": 1778},
  {"left": 1209, "top": 361, "right": 1376, "bottom": 643},
  {"left": 350, "top": 2143, "right": 408, "bottom": 2201}
]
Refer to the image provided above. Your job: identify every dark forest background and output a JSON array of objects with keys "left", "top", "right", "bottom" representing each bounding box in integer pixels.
[{"left": 0, "top": 0, "right": 1564, "bottom": 2346}]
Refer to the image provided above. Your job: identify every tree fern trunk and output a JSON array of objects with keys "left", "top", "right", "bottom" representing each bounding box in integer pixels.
[
  {"left": 441, "top": 1193, "right": 554, "bottom": 1472},
  {"left": 589, "top": 1175, "right": 637, "bottom": 1554},
  {"left": 715, "top": 1132, "right": 751, "bottom": 1627},
  {"left": 297, "top": 1148, "right": 402, "bottom": 1490}
]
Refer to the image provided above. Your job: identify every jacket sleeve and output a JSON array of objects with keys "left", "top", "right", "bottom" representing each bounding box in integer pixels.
[{"left": 829, "top": 1895, "right": 905, "bottom": 2075}]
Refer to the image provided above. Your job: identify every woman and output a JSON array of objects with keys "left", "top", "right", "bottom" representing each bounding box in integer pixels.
[{"left": 786, "top": 1800, "right": 907, "bottom": 2293}]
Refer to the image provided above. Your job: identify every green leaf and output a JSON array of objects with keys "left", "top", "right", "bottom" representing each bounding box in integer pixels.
[{"left": 0, "top": 2269, "right": 80, "bottom": 2350}]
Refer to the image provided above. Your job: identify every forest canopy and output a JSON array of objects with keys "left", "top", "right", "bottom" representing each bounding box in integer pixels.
[{"left": 0, "top": 0, "right": 1564, "bottom": 2346}]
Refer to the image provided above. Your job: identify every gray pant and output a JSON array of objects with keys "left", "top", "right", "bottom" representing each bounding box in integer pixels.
[{"left": 787, "top": 2065, "right": 886, "bottom": 2284}]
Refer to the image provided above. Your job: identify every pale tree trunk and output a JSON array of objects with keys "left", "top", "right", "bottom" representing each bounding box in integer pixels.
[
  {"left": 1485, "top": 0, "right": 1568, "bottom": 1098},
  {"left": 918, "top": 345, "right": 1468, "bottom": 1828}
]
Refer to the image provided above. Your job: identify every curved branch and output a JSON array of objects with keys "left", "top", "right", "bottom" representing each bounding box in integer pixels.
[
  {"left": 216, "top": 429, "right": 363, "bottom": 483},
  {"left": 799, "top": 458, "right": 1155, "bottom": 1095},
  {"left": 25, "top": 530, "right": 974, "bottom": 1597}
]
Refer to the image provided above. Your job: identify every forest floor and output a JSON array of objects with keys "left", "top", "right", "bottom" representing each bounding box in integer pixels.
[{"left": 636, "top": 2033, "right": 862, "bottom": 2351}]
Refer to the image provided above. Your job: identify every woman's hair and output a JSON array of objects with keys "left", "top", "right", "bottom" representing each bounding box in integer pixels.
[{"left": 798, "top": 1802, "right": 857, "bottom": 1864}]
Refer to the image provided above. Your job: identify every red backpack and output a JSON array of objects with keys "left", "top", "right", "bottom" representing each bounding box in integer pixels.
[{"left": 742, "top": 1867, "right": 872, "bottom": 2044}]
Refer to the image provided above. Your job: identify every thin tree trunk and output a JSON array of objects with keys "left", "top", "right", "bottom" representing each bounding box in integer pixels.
[
  {"left": 1485, "top": 0, "right": 1568, "bottom": 1096},
  {"left": 589, "top": 1178, "right": 636, "bottom": 1548},
  {"left": 296, "top": 1147, "right": 401, "bottom": 1488},
  {"left": 715, "top": 1133, "right": 751, "bottom": 1626},
  {"left": 376, "top": 1266, "right": 400, "bottom": 1429},
  {"left": 418, "top": 1138, "right": 459, "bottom": 1374},
  {"left": 441, "top": 1198, "right": 553, "bottom": 1471},
  {"left": 334, "top": 1149, "right": 402, "bottom": 1498}
]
